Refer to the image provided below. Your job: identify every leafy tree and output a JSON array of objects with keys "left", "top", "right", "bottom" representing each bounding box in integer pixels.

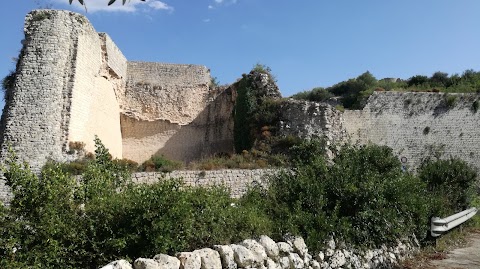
[
  {"left": 407, "top": 75, "right": 429, "bottom": 87},
  {"left": 430, "top": 71, "right": 450, "bottom": 87}
]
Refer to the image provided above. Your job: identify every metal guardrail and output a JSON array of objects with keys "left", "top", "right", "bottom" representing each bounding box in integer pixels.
[{"left": 431, "top": 207, "right": 478, "bottom": 237}]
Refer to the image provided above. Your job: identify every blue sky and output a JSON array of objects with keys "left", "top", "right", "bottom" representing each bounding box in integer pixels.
[{"left": 1, "top": 0, "right": 480, "bottom": 111}]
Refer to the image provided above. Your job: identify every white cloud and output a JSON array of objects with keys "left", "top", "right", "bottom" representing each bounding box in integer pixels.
[
  {"left": 148, "top": 1, "right": 174, "bottom": 11},
  {"left": 52, "top": 0, "right": 173, "bottom": 13},
  {"left": 203, "top": 18, "right": 211, "bottom": 23},
  {"left": 211, "top": 0, "right": 238, "bottom": 8}
]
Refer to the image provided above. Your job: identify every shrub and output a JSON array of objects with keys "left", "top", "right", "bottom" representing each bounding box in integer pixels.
[
  {"left": 0, "top": 139, "right": 271, "bottom": 268},
  {"left": 325, "top": 145, "right": 429, "bottom": 246},
  {"left": 423, "top": 126, "right": 430, "bottom": 135},
  {"left": 68, "top": 141, "right": 86, "bottom": 154},
  {"left": 472, "top": 100, "right": 479, "bottom": 113},
  {"left": 113, "top": 158, "right": 139, "bottom": 172},
  {"left": 419, "top": 158, "right": 478, "bottom": 217},
  {"left": 334, "top": 104, "right": 345, "bottom": 112},
  {"left": 241, "top": 141, "right": 431, "bottom": 250},
  {"left": 445, "top": 94, "right": 457, "bottom": 108},
  {"left": 140, "top": 155, "right": 183, "bottom": 172}
]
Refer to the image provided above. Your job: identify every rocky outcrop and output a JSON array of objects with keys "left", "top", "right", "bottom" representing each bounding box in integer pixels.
[{"left": 100, "top": 235, "right": 418, "bottom": 269}]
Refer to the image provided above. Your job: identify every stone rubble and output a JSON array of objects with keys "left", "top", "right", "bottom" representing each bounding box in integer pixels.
[{"left": 100, "top": 235, "right": 418, "bottom": 269}]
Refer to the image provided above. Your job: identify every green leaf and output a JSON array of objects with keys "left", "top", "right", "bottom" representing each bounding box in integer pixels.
[
  {"left": 123, "top": 0, "right": 127, "bottom": 5},
  {"left": 69, "top": 0, "right": 73, "bottom": 4},
  {"left": 78, "top": 0, "right": 84, "bottom": 5},
  {"left": 108, "top": 0, "right": 116, "bottom": 6}
]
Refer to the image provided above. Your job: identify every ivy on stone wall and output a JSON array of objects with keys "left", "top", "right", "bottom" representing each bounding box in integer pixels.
[
  {"left": 233, "top": 76, "right": 255, "bottom": 153},
  {"left": 233, "top": 66, "right": 283, "bottom": 154}
]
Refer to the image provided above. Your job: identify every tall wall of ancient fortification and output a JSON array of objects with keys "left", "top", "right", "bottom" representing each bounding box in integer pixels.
[
  {"left": 121, "top": 63, "right": 234, "bottom": 163},
  {"left": 278, "top": 92, "right": 480, "bottom": 170},
  {"left": 0, "top": 10, "right": 125, "bottom": 168},
  {"left": 66, "top": 29, "right": 125, "bottom": 159},
  {"left": 343, "top": 92, "right": 480, "bottom": 170},
  {"left": 0, "top": 9, "right": 235, "bottom": 172}
]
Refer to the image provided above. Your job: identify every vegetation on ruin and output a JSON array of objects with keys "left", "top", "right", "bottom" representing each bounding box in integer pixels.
[
  {"left": 1, "top": 138, "right": 478, "bottom": 268},
  {"left": 292, "top": 69, "right": 480, "bottom": 109},
  {"left": 139, "top": 155, "right": 183, "bottom": 172},
  {"left": 1, "top": 70, "right": 15, "bottom": 101}
]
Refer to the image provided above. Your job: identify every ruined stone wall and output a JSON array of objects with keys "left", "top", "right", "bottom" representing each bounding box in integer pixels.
[
  {"left": 343, "top": 92, "right": 480, "bottom": 170},
  {"left": 0, "top": 10, "right": 124, "bottom": 167},
  {"left": 123, "top": 62, "right": 211, "bottom": 124},
  {"left": 66, "top": 29, "right": 125, "bottom": 158},
  {"left": 278, "top": 99, "right": 348, "bottom": 157},
  {"left": 0, "top": 10, "right": 91, "bottom": 168},
  {"left": 122, "top": 63, "right": 234, "bottom": 163}
]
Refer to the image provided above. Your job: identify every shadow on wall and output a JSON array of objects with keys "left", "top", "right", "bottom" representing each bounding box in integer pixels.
[{"left": 121, "top": 87, "right": 235, "bottom": 164}]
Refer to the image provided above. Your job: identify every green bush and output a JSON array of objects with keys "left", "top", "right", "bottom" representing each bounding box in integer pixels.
[
  {"left": 0, "top": 138, "right": 270, "bottom": 268},
  {"left": 418, "top": 158, "right": 477, "bottom": 217},
  {"left": 241, "top": 141, "right": 431, "bottom": 250},
  {"left": 140, "top": 155, "right": 183, "bottom": 172},
  {"left": 325, "top": 145, "right": 429, "bottom": 247},
  {"left": 445, "top": 94, "right": 457, "bottom": 108},
  {"left": 291, "top": 87, "right": 333, "bottom": 102}
]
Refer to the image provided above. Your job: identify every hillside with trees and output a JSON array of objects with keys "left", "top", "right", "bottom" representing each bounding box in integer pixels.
[{"left": 292, "top": 69, "right": 480, "bottom": 109}]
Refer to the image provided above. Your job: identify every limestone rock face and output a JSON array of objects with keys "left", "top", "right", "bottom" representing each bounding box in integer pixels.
[
  {"left": 288, "top": 253, "right": 304, "bottom": 269},
  {"left": 194, "top": 248, "right": 222, "bottom": 269},
  {"left": 259, "top": 235, "right": 280, "bottom": 261},
  {"left": 230, "top": 244, "right": 256, "bottom": 268},
  {"left": 100, "top": 260, "right": 133, "bottom": 269},
  {"left": 153, "top": 254, "right": 181, "bottom": 269},
  {"left": 133, "top": 258, "right": 160, "bottom": 269},
  {"left": 213, "top": 245, "right": 237, "bottom": 269},
  {"left": 265, "top": 258, "right": 281, "bottom": 269},
  {"left": 102, "top": 235, "right": 417, "bottom": 269},
  {"left": 277, "top": 242, "right": 293, "bottom": 255},
  {"left": 177, "top": 252, "right": 202, "bottom": 269},
  {"left": 278, "top": 256, "right": 290, "bottom": 269},
  {"left": 240, "top": 239, "right": 267, "bottom": 265},
  {"left": 291, "top": 237, "right": 308, "bottom": 258},
  {"left": 329, "top": 250, "right": 346, "bottom": 268}
]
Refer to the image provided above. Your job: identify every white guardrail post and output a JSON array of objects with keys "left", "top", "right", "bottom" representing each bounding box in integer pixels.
[{"left": 431, "top": 207, "right": 478, "bottom": 237}]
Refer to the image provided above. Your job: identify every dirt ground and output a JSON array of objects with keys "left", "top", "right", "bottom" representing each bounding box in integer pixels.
[
  {"left": 401, "top": 230, "right": 480, "bottom": 269},
  {"left": 429, "top": 231, "right": 480, "bottom": 269}
]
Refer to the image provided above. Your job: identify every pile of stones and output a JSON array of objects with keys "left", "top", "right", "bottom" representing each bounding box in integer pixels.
[{"left": 100, "top": 235, "right": 418, "bottom": 269}]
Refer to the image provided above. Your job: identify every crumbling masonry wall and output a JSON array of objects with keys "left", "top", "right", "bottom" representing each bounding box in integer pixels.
[
  {"left": 279, "top": 92, "right": 480, "bottom": 171},
  {"left": 0, "top": 10, "right": 235, "bottom": 204},
  {"left": 0, "top": 9, "right": 234, "bottom": 168},
  {"left": 121, "top": 63, "right": 234, "bottom": 163},
  {"left": 0, "top": 10, "right": 123, "bottom": 168}
]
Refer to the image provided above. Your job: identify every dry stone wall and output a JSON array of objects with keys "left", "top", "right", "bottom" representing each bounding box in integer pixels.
[
  {"left": 101, "top": 235, "right": 418, "bottom": 269},
  {"left": 132, "top": 169, "right": 274, "bottom": 198}
]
